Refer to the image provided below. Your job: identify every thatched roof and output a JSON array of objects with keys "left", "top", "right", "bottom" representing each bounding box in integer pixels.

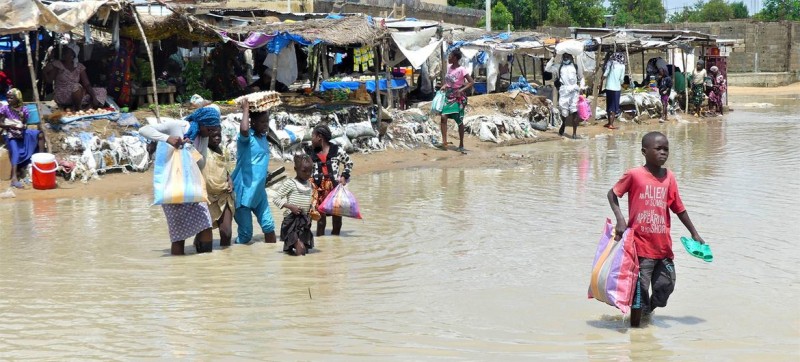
[{"left": 197, "top": 15, "right": 387, "bottom": 47}]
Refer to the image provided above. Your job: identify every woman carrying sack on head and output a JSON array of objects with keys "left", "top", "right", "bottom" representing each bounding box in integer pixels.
[
  {"left": 308, "top": 125, "right": 354, "bottom": 237},
  {"left": 139, "top": 105, "right": 221, "bottom": 255}
]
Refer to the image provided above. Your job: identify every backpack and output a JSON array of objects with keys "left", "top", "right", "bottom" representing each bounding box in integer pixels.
[{"left": 554, "top": 61, "right": 580, "bottom": 90}]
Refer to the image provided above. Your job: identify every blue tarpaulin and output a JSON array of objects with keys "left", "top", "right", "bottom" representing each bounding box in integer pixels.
[
  {"left": 320, "top": 79, "right": 409, "bottom": 93},
  {"left": 266, "top": 32, "right": 318, "bottom": 54}
]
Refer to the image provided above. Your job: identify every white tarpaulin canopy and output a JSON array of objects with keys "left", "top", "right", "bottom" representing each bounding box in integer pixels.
[
  {"left": 389, "top": 27, "right": 443, "bottom": 69},
  {"left": 0, "top": 0, "right": 111, "bottom": 36}
]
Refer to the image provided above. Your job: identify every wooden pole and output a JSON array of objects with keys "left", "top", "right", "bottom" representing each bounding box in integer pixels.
[
  {"left": 270, "top": 61, "right": 278, "bottom": 91},
  {"left": 590, "top": 48, "right": 603, "bottom": 122},
  {"left": 24, "top": 32, "right": 49, "bottom": 152},
  {"left": 641, "top": 51, "right": 646, "bottom": 85},
  {"left": 683, "top": 49, "right": 689, "bottom": 114},
  {"left": 382, "top": 44, "right": 393, "bottom": 109},
  {"left": 132, "top": 7, "right": 159, "bottom": 120},
  {"left": 321, "top": 44, "right": 329, "bottom": 79},
  {"left": 312, "top": 45, "right": 320, "bottom": 91},
  {"left": 626, "top": 44, "right": 640, "bottom": 118},
  {"left": 373, "top": 45, "right": 381, "bottom": 109}
]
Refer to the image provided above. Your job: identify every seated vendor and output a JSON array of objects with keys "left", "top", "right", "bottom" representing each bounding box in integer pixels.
[
  {"left": 43, "top": 47, "right": 107, "bottom": 110},
  {"left": 622, "top": 75, "right": 633, "bottom": 90}
]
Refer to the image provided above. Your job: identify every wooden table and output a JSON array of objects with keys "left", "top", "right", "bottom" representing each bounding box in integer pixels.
[{"left": 134, "top": 85, "right": 176, "bottom": 106}]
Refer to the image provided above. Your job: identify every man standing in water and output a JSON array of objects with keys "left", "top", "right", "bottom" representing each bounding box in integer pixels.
[
  {"left": 546, "top": 53, "right": 582, "bottom": 139},
  {"left": 607, "top": 131, "right": 706, "bottom": 326}
]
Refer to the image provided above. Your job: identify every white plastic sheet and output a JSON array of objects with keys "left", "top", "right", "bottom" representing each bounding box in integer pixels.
[
  {"left": 390, "top": 27, "right": 443, "bottom": 69},
  {"left": 264, "top": 42, "right": 298, "bottom": 87}
]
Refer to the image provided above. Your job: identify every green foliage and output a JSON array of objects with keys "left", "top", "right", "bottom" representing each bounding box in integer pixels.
[
  {"left": 755, "top": 0, "right": 800, "bottom": 21},
  {"left": 699, "top": 0, "right": 734, "bottom": 21},
  {"left": 609, "top": 0, "right": 666, "bottom": 25},
  {"left": 730, "top": 1, "right": 749, "bottom": 18},
  {"left": 542, "top": 0, "right": 603, "bottom": 27},
  {"left": 544, "top": 0, "right": 573, "bottom": 26},
  {"left": 477, "top": 1, "right": 515, "bottom": 30},
  {"left": 182, "top": 61, "right": 211, "bottom": 101},
  {"left": 668, "top": 0, "right": 746, "bottom": 23}
]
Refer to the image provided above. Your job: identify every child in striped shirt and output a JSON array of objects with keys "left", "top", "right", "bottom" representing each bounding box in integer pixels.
[{"left": 273, "top": 154, "right": 315, "bottom": 255}]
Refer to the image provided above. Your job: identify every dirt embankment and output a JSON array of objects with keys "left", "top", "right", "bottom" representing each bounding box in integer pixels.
[{"left": 4, "top": 113, "right": 719, "bottom": 202}]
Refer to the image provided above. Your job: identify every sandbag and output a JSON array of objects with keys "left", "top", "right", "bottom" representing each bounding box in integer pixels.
[
  {"left": 478, "top": 122, "right": 498, "bottom": 143},
  {"left": 588, "top": 219, "right": 639, "bottom": 314},
  {"left": 285, "top": 124, "right": 311, "bottom": 142},
  {"left": 153, "top": 142, "right": 208, "bottom": 205},
  {"left": 331, "top": 134, "right": 354, "bottom": 153},
  {"left": 318, "top": 185, "right": 362, "bottom": 219},
  {"left": 431, "top": 91, "right": 446, "bottom": 113},
  {"left": 345, "top": 121, "right": 378, "bottom": 139}
]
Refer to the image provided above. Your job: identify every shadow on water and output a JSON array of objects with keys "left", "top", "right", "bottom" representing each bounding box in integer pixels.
[
  {"left": 650, "top": 315, "right": 706, "bottom": 327},
  {"left": 586, "top": 313, "right": 706, "bottom": 333}
]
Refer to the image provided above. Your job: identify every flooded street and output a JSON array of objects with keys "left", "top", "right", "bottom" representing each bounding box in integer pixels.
[{"left": 1, "top": 99, "right": 798, "bottom": 360}]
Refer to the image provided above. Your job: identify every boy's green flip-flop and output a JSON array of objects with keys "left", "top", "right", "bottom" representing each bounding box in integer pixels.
[
  {"left": 680, "top": 237, "right": 713, "bottom": 262},
  {"left": 700, "top": 243, "right": 713, "bottom": 262}
]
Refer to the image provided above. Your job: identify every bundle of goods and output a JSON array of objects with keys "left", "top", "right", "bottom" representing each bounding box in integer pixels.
[
  {"left": 235, "top": 91, "right": 282, "bottom": 112},
  {"left": 350, "top": 84, "right": 371, "bottom": 103}
]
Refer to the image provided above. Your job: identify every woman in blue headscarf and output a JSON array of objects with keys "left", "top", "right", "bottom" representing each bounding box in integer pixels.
[{"left": 140, "top": 103, "right": 222, "bottom": 255}]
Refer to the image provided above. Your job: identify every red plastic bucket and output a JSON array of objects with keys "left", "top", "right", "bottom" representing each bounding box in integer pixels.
[{"left": 31, "top": 153, "right": 58, "bottom": 190}]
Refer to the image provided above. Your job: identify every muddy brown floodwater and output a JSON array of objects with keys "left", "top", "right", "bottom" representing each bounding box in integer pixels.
[{"left": 0, "top": 95, "right": 798, "bottom": 360}]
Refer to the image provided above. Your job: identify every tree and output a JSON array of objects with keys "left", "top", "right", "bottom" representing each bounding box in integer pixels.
[
  {"left": 755, "top": 0, "right": 800, "bottom": 21},
  {"left": 530, "top": 0, "right": 549, "bottom": 28},
  {"left": 730, "top": 1, "right": 749, "bottom": 18},
  {"left": 698, "top": 0, "right": 734, "bottom": 21},
  {"left": 544, "top": 0, "right": 574, "bottom": 26},
  {"left": 668, "top": 0, "right": 703, "bottom": 23},
  {"left": 477, "top": 1, "right": 515, "bottom": 30},
  {"left": 609, "top": 0, "right": 666, "bottom": 25},
  {"left": 543, "top": 0, "right": 603, "bottom": 26},
  {"left": 504, "top": 0, "right": 533, "bottom": 31}
]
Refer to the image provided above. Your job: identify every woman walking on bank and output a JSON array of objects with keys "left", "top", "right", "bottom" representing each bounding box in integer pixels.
[
  {"left": 308, "top": 125, "right": 353, "bottom": 236},
  {"left": 140, "top": 105, "right": 221, "bottom": 255},
  {"left": 437, "top": 49, "right": 473, "bottom": 153}
]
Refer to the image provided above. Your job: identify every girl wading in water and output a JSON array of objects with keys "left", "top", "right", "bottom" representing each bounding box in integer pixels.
[
  {"left": 140, "top": 106, "right": 221, "bottom": 255},
  {"left": 308, "top": 125, "right": 353, "bottom": 236},
  {"left": 438, "top": 48, "right": 474, "bottom": 153}
]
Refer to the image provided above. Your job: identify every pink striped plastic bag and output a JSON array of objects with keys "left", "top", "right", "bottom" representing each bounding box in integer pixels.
[
  {"left": 588, "top": 219, "right": 639, "bottom": 314},
  {"left": 318, "top": 185, "right": 363, "bottom": 219}
]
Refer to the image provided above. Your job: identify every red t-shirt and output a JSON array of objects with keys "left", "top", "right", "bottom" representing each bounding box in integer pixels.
[
  {"left": 613, "top": 166, "right": 686, "bottom": 259},
  {"left": 318, "top": 152, "right": 329, "bottom": 176}
]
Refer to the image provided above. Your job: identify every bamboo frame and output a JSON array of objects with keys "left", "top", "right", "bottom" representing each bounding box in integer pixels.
[
  {"left": 132, "top": 6, "right": 160, "bottom": 120},
  {"left": 24, "top": 32, "right": 49, "bottom": 152}
]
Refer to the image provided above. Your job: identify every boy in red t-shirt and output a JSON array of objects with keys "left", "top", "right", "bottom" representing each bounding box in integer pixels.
[{"left": 608, "top": 131, "right": 705, "bottom": 326}]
